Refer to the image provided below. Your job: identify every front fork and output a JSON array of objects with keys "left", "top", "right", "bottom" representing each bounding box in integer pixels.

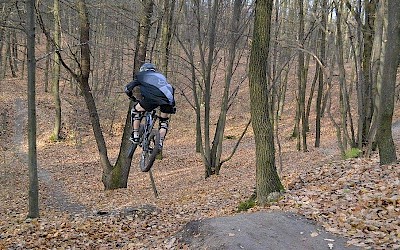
[{"left": 142, "top": 113, "right": 155, "bottom": 150}]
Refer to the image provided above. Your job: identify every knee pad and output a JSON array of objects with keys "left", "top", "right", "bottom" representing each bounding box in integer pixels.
[
  {"left": 159, "top": 117, "right": 169, "bottom": 131},
  {"left": 131, "top": 106, "right": 143, "bottom": 121}
]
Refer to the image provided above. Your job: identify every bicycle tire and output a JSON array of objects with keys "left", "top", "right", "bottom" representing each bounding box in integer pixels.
[
  {"left": 139, "top": 129, "right": 160, "bottom": 172},
  {"left": 127, "top": 125, "right": 144, "bottom": 159}
]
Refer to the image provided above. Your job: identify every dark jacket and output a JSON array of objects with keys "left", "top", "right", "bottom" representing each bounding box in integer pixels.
[{"left": 124, "top": 71, "right": 175, "bottom": 106}]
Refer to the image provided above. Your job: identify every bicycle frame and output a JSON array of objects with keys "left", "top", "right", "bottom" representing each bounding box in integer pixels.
[
  {"left": 141, "top": 110, "right": 157, "bottom": 151},
  {"left": 128, "top": 108, "right": 160, "bottom": 172}
]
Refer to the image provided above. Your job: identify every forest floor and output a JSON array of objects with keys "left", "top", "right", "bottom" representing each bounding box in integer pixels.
[{"left": 0, "top": 77, "right": 399, "bottom": 250}]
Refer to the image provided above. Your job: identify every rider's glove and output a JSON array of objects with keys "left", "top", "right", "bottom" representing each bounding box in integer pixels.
[{"left": 124, "top": 86, "right": 133, "bottom": 98}]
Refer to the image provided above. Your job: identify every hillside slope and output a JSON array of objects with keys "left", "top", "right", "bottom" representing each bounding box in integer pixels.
[{"left": 0, "top": 77, "right": 399, "bottom": 249}]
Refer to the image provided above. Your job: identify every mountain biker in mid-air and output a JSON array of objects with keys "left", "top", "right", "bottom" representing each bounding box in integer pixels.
[{"left": 124, "top": 62, "right": 176, "bottom": 152}]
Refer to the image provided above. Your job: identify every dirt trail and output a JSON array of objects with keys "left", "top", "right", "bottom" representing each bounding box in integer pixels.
[
  {"left": 177, "top": 211, "right": 360, "bottom": 249},
  {"left": 13, "top": 98, "right": 87, "bottom": 214}
]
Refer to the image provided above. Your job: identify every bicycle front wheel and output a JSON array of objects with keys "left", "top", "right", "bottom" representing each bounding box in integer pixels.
[{"left": 139, "top": 129, "right": 160, "bottom": 172}]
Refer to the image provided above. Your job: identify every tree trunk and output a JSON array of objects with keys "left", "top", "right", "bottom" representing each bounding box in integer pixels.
[
  {"left": 44, "top": 41, "right": 51, "bottom": 92},
  {"left": 377, "top": 0, "right": 399, "bottom": 165},
  {"left": 366, "top": 0, "right": 386, "bottom": 156},
  {"left": 1, "top": 30, "right": 9, "bottom": 78},
  {"left": 360, "top": 0, "right": 377, "bottom": 148},
  {"left": 348, "top": 0, "right": 378, "bottom": 150},
  {"left": 0, "top": 4, "right": 11, "bottom": 80},
  {"left": 297, "top": 0, "right": 307, "bottom": 152},
  {"left": 315, "top": 0, "right": 327, "bottom": 147},
  {"left": 335, "top": 0, "right": 351, "bottom": 153},
  {"left": 75, "top": 0, "right": 114, "bottom": 188},
  {"left": 106, "top": 0, "right": 154, "bottom": 189},
  {"left": 211, "top": 0, "right": 243, "bottom": 175},
  {"left": 202, "top": 0, "right": 220, "bottom": 178},
  {"left": 134, "top": 0, "right": 154, "bottom": 71},
  {"left": 9, "top": 29, "right": 17, "bottom": 77},
  {"left": 249, "top": 0, "right": 283, "bottom": 206},
  {"left": 52, "top": 0, "right": 62, "bottom": 141},
  {"left": 160, "top": 0, "right": 175, "bottom": 74},
  {"left": 27, "top": 0, "right": 39, "bottom": 219}
]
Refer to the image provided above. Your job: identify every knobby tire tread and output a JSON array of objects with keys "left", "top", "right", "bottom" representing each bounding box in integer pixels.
[{"left": 140, "top": 129, "right": 160, "bottom": 172}]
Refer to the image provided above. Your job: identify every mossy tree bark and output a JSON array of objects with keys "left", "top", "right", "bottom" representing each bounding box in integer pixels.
[
  {"left": 107, "top": 0, "right": 154, "bottom": 189},
  {"left": 249, "top": 0, "right": 284, "bottom": 206}
]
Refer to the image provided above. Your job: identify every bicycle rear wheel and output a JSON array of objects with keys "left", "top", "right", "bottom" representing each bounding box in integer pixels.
[{"left": 139, "top": 129, "right": 160, "bottom": 172}]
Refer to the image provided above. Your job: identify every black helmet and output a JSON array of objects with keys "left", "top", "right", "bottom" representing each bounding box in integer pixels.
[{"left": 140, "top": 62, "right": 157, "bottom": 72}]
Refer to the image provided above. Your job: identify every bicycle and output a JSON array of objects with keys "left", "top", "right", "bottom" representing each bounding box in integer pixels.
[{"left": 127, "top": 107, "right": 161, "bottom": 172}]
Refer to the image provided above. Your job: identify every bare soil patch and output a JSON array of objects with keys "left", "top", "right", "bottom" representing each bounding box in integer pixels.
[{"left": 177, "top": 211, "right": 360, "bottom": 250}]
